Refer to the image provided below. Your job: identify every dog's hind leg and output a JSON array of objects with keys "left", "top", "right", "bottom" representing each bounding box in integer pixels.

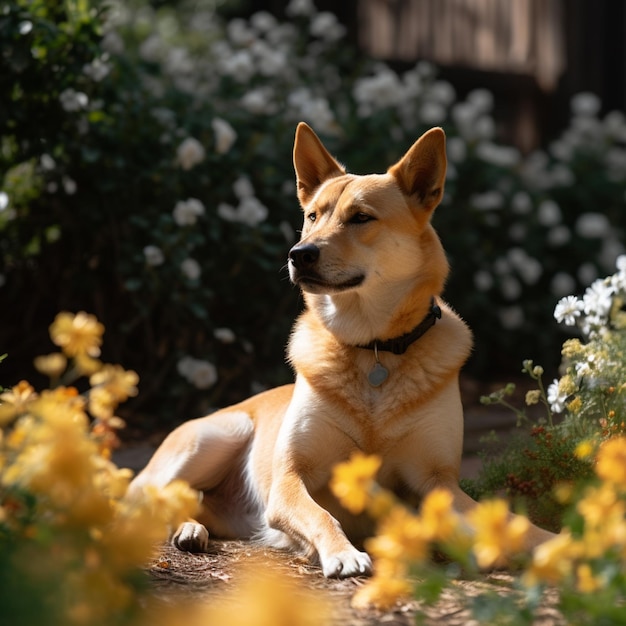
[{"left": 127, "top": 410, "right": 254, "bottom": 551}]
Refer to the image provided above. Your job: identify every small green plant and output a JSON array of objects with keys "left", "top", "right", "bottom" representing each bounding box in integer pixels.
[{"left": 466, "top": 256, "right": 626, "bottom": 530}]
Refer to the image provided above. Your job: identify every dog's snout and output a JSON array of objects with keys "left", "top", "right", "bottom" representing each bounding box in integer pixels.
[{"left": 289, "top": 243, "right": 320, "bottom": 269}]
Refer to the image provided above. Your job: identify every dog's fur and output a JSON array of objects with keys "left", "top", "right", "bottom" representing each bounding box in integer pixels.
[{"left": 129, "top": 123, "right": 553, "bottom": 577}]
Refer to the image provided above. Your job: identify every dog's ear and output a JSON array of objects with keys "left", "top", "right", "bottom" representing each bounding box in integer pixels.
[
  {"left": 388, "top": 127, "right": 447, "bottom": 213},
  {"left": 293, "top": 122, "right": 345, "bottom": 206}
]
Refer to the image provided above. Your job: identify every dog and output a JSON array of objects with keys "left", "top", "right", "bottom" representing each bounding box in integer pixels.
[{"left": 129, "top": 122, "right": 554, "bottom": 577}]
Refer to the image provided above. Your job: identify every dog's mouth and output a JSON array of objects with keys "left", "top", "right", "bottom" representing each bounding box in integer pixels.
[{"left": 293, "top": 272, "right": 365, "bottom": 294}]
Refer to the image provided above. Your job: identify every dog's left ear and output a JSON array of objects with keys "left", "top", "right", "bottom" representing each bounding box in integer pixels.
[
  {"left": 293, "top": 122, "right": 346, "bottom": 206},
  {"left": 388, "top": 127, "right": 447, "bottom": 213}
]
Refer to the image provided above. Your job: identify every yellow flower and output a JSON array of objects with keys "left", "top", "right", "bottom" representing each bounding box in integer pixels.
[
  {"left": 525, "top": 389, "right": 541, "bottom": 406},
  {"left": 90, "top": 364, "right": 138, "bottom": 402},
  {"left": 467, "top": 499, "right": 530, "bottom": 569},
  {"left": 566, "top": 396, "right": 582, "bottom": 414},
  {"left": 330, "top": 452, "right": 381, "bottom": 514},
  {"left": 419, "top": 487, "right": 461, "bottom": 543},
  {"left": 33, "top": 352, "right": 68, "bottom": 379},
  {"left": 88, "top": 386, "right": 117, "bottom": 420},
  {"left": 351, "top": 558, "right": 411, "bottom": 610},
  {"left": 575, "top": 563, "right": 602, "bottom": 593},
  {"left": 561, "top": 338, "right": 583, "bottom": 359},
  {"left": 574, "top": 439, "right": 594, "bottom": 459},
  {"left": 558, "top": 374, "right": 578, "bottom": 397},
  {"left": 0, "top": 380, "right": 37, "bottom": 425},
  {"left": 524, "top": 531, "right": 578, "bottom": 586},
  {"left": 74, "top": 353, "right": 103, "bottom": 376},
  {"left": 577, "top": 482, "right": 626, "bottom": 557},
  {"left": 595, "top": 436, "right": 626, "bottom": 487},
  {"left": 157, "top": 564, "right": 332, "bottom": 626},
  {"left": 50, "top": 311, "right": 104, "bottom": 358},
  {"left": 366, "top": 505, "right": 429, "bottom": 562}
]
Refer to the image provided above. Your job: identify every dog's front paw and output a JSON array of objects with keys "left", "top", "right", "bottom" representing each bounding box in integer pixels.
[
  {"left": 321, "top": 549, "right": 373, "bottom": 578},
  {"left": 172, "top": 521, "right": 209, "bottom": 552}
]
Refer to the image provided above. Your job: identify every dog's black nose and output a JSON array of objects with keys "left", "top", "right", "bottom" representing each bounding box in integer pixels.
[{"left": 289, "top": 243, "right": 320, "bottom": 269}]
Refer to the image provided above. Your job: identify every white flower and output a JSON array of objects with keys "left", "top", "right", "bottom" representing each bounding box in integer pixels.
[
  {"left": 300, "top": 97, "right": 336, "bottom": 135},
  {"left": 143, "top": 245, "right": 165, "bottom": 266},
  {"left": 547, "top": 379, "right": 567, "bottom": 413},
  {"left": 446, "top": 137, "right": 466, "bottom": 163},
  {"left": 474, "top": 270, "right": 494, "bottom": 291},
  {"left": 214, "top": 327, "right": 236, "bottom": 343},
  {"left": 59, "top": 88, "right": 88, "bottom": 112},
  {"left": 428, "top": 80, "right": 456, "bottom": 106},
  {"left": 217, "top": 202, "right": 238, "bottom": 222},
  {"left": 177, "top": 355, "right": 197, "bottom": 378},
  {"left": 173, "top": 198, "right": 205, "bottom": 226},
  {"left": 227, "top": 18, "right": 255, "bottom": 46},
  {"left": 181, "top": 258, "right": 201, "bottom": 281},
  {"left": 237, "top": 196, "right": 268, "bottom": 227},
  {"left": 571, "top": 92, "right": 601, "bottom": 117},
  {"left": 189, "top": 361, "right": 217, "bottom": 389},
  {"left": 475, "top": 142, "right": 520, "bottom": 168},
  {"left": 102, "top": 31, "right": 125, "bottom": 55},
  {"left": 83, "top": 56, "right": 111, "bottom": 81},
  {"left": 554, "top": 295, "right": 584, "bottom": 326},
  {"left": 353, "top": 67, "right": 402, "bottom": 115},
  {"left": 176, "top": 137, "right": 206, "bottom": 170},
  {"left": 241, "top": 87, "right": 275, "bottom": 114},
  {"left": 547, "top": 225, "right": 571, "bottom": 247},
  {"left": 211, "top": 117, "right": 237, "bottom": 154},
  {"left": 537, "top": 200, "right": 562, "bottom": 226},
  {"left": 286, "top": 0, "right": 316, "bottom": 17},
  {"left": 233, "top": 176, "right": 255, "bottom": 199},
  {"left": 218, "top": 197, "right": 268, "bottom": 227},
  {"left": 582, "top": 278, "right": 613, "bottom": 318},
  {"left": 219, "top": 50, "right": 255, "bottom": 82},
  {"left": 420, "top": 102, "right": 446, "bottom": 125},
  {"left": 549, "top": 164, "right": 575, "bottom": 186},
  {"left": 40, "top": 154, "right": 56, "bottom": 170},
  {"left": 467, "top": 88, "right": 494, "bottom": 114},
  {"left": 310, "top": 12, "right": 345, "bottom": 41},
  {"left": 250, "top": 11, "right": 278, "bottom": 33},
  {"left": 0, "top": 192, "right": 9, "bottom": 211},
  {"left": 177, "top": 356, "right": 217, "bottom": 389},
  {"left": 470, "top": 190, "right": 503, "bottom": 211},
  {"left": 139, "top": 35, "right": 163, "bottom": 62},
  {"left": 253, "top": 42, "right": 288, "bottom": 77},
  {"left": 575, "top": 212, "right": 610, "bottom": 238},
  {"left": 62, "top": 176, "right": 77, "bottom": 195}
]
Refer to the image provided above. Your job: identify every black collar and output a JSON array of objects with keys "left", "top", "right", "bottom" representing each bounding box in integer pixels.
[{"left": 357, "top": 297, "right": 442, "bottom": 355}]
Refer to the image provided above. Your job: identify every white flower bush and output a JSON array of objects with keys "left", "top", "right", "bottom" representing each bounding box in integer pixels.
[
  {"left": 546, "top": 256, "right": 626, "bottom": 416},
  {"left": 1, "top": 0, "right": 625, "bottom": 420}
]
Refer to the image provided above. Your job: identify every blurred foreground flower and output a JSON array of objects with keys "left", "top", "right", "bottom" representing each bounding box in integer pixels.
[
  {"left": 0, "top": 312, "right": 199, "bottom": 626},
  {"left": 50, "top": 311, "right": 104, "bottom": 358}
]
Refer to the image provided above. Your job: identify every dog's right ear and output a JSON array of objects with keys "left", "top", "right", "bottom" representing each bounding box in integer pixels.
[{"left": 293, "top": 122, "right": 345, "bottom": 206}]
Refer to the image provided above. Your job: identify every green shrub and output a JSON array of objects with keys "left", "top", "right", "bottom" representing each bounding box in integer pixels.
[
  {"left": 2, "top": 0, "right": 625, "bottom": 425},
  {"left": 466, "top": 256, "right": 626, "bottom": 529}
]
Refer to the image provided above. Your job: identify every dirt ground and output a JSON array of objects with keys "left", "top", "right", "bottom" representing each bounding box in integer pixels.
[{"left": 147, "top": 541, "right": 563, "bottom": 625}]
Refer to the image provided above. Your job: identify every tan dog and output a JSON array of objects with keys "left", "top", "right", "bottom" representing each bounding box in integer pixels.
[{"left": 129, "top": 123, "right": 553, "bottom": 577}]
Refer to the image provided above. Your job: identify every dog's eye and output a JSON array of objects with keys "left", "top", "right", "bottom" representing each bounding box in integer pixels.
[
  {"left": 307, "top": 212, "right": 317, "bottom": 223},
  {"left": 349, "top": 212, "right": 373, "bottom": 224}
]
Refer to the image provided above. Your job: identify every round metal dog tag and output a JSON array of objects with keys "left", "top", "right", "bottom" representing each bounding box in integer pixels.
[{"left": 368, "top": 362, "right": 389, "bottom": 387}]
